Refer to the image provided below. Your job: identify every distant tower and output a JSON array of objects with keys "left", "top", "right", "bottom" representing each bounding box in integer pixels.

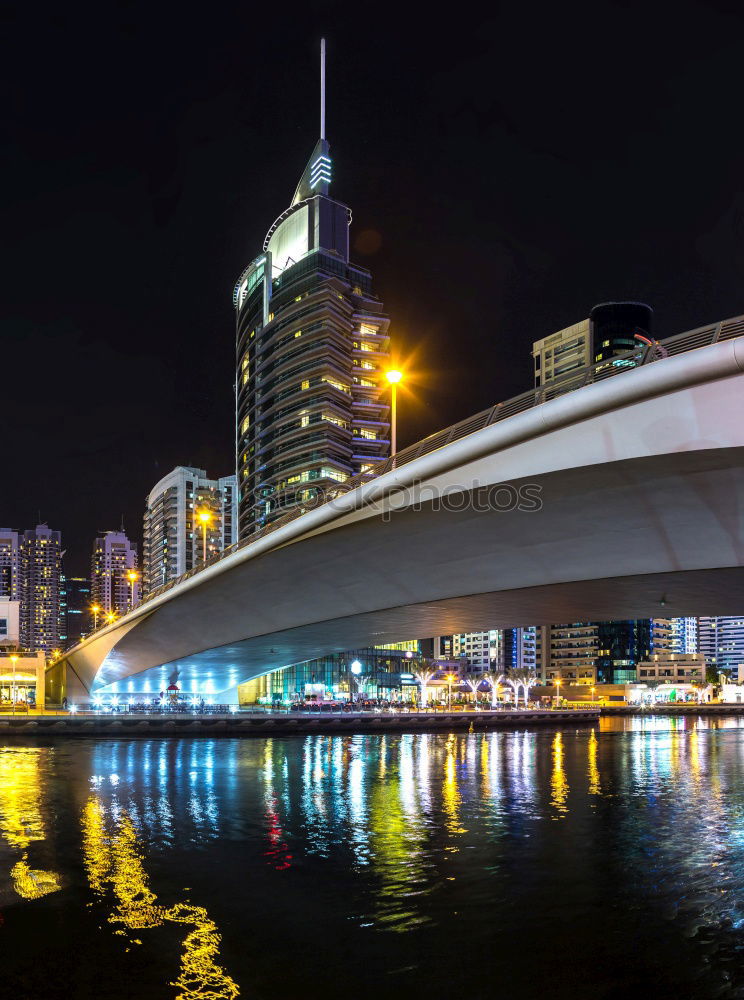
[
  {"left": 234, "top": 40, "right": 391, "bottom": 538},
  {"left": 590, "top": 302, "right": 653, "bottom": 366},
  {"left": 91, "top": 530, "right": 139, "bottom": 617},
  {"left": 19, "top": 524, "right": 63, "bottom": 654},
  {"left": 142, "top": 466, "right": 238, "bottom": 594}
]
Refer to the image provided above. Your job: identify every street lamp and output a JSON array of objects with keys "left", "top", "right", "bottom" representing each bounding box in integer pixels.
[
  {"left": 445, "top": 672, "right": 456, "bottom": 710},
  {"left": 350, "top": 660, "right": 362, "bottom": 703},
  {"left": 554, "top": 677, "right": 562, "bottom": 707},
  {"left": 591, "top": 685, "right": 596, "bottom": 703},
  {"left": 91, "top": 604, "right": 101, "bottom": 630},
  {"left": 196, "top": 508, "right": 213, "bottom": 564},
  {"left": 126, "top": 569, "right": 139, "bottom": 610},
  {"left": 9, "top": 654, "right": 18, "bottom": 716},
  {"left": 385, "top": 369, "right": 403, "bottom": 458}
]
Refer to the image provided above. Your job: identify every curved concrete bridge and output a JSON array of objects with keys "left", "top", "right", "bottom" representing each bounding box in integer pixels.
[{"left": 58, "top": 332, "right": 744, "bottom": 696}]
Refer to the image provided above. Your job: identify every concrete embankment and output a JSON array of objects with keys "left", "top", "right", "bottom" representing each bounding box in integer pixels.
[
  {"left": 600, "top": 703, "right": 744, "bottom": 715},
  {"left": 0, "top": 709, "right": 599, "bottom": 737}
]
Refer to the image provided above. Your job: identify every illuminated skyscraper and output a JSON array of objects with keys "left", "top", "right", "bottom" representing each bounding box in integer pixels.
[
  {"left": 19, "top": 524, "right": 63, "bottom": 654},
  {"left": 91, "top": 531, "right": 140, "bottom": 617},
  {"left": 698, "top": 617, "right": 744, "bottom": 678},
  {"left": 142, "top": 466, "right": 237, "bottom": 594},
  {"left": 234, "top": 41, "right": 391, "bottom": 538}
]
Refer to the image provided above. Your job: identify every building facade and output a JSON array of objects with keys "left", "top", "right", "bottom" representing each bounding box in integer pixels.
[
  {"left": 63, "top": 576, "right": 91, "bottom": 647},
  {"left": 91, "top": 531, "right": 140, "bottom": 617},
  {"left": 0, "top": 529, "right": 20, "bottom": 602},
  {"left": 238, "top": 646, "right": 421, "bottom": 705},
  {"left": 671, "top": 616, "right": 698, "bottom": 654},
  {"left": 142, "top": 467, "right": 238, "bottom": 594},
  {"left": 234, "top": 113, "right": 391, "bottom": 538},
  {"left": 539, "top": 618, "right": 673, "bottom": 685},
  {"left": 532, "top": 301, "right": 653, "bottom": 397},
  {"left": 532, "top": 319, "right": 591, "bottom": 389},
  {"left": 18, "top": 524, "right": 63, "bottom": 655},
  {"left": 698, "top": 617, "right": 744, "bottom": 678}
]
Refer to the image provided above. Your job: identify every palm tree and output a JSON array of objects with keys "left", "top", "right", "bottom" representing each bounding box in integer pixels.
[
  {"left": 483, "top": 671, "right": 506, "bottom": 707},
  {"left": 464, "top": 673, "right": 484, "bottom": 707},
  {"left": 413, "top": 660, "right": 438, "bottom": 707},
  {"left": 503, "top": 668, "right": 539, "bottom": 708}
]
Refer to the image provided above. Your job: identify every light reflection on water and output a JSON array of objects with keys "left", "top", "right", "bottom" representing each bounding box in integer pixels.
[{"left": 2, "top": 722, "right": 744, "bottom": 997}]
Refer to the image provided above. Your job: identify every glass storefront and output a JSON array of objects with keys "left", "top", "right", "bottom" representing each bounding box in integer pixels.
[{"left": 239, "top": 647, "right": 421, "bottom": 705}]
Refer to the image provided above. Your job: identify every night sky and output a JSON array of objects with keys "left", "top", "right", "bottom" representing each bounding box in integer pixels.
[{"left": 4, "top": 0, "right": 743, "bottom": 574}]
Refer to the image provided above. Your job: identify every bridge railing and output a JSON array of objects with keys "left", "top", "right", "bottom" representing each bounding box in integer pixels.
[{"left": 136, "top": 313, "right": 744, "bottom": 610}]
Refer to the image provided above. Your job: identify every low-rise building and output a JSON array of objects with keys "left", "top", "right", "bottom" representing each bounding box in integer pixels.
[
  {"left": 636, "top": 652, "right": 706, "bottom": 684},
  {"left": 0, "top": 651, "right": 46, "bottom": 710}
]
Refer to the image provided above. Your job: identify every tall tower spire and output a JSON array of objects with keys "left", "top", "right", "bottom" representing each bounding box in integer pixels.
[
  {"left": 289, "top": 40, "right": 332, "bottom": 206},
  {"left": 320, "top": 37, "right": 326, "bottom": 140}
]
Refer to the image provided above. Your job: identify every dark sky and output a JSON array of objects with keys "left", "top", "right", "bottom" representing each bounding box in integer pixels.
[{"left": 4, "top": 0, "right": 744, "bottom": 574}]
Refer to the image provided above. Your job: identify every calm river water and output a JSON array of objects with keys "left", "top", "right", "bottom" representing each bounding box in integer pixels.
[{"left": 2, "top": 717, "right": 744, "bottom": 999}]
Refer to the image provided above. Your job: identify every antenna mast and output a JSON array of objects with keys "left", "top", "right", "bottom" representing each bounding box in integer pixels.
[{"left": 320, "top": 38, "right": 326, "bottom": 140}]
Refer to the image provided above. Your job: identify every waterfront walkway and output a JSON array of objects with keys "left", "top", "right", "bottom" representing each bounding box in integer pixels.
[{"left": 0, "top": 708, "right": 599, "bottom": 736}]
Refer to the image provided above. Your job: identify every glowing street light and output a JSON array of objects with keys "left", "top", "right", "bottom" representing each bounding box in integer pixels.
[
  {"left": 385, "top": 369, "right": 403, "bottom": 458},
  {"left": 126, "top": 569, "right": 139, "bottom": 610},
  {"left": 105, "top": 611, "right": 118, "bottom": 625},
  {"left": 196, "top": 508, "right": 213, "bottom": 564},
  {"left": 9, "top": 654, "right": 18, "bottom": 716},
  {"left": 91, "top": 604, "right": 101, "bottom": 630},
  {"left": 445, "top": 672, "right": 456, "bottom": 710},
  {"left": 555, "top": 677, "right": 562, "bottom": 707}
]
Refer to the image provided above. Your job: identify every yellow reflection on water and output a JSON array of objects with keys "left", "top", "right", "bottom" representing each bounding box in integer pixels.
[
  {"left": 165, "top": 903, "right": 240, "bottom": 1000},
  {"left": 587, "top": 729, "right": 601, "bottom": 796},
  {"left": 81, "top": 794, "right": 239, "bottom": 998},
  {"left": 443, "top": 735, "right": 467, "bottom": 836},
  {"left": 11, "top": 857, "right": 60, "bottom": 900},
  {"left": 0, "top": 747, "right": 61, "bottom": 900},
  {"left": 0, "top": 747, "right": 49, "bottom": 848},
  {"left": 550, "top": 732, "right": 569, "bottom": 816}
]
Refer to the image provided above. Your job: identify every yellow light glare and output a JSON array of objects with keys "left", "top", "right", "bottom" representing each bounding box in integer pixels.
[
  {"left": 386, "top": 369, "right": 403, "bottom": 384},
  {"left": 196, "top": 509, "right": 213, "bottom": 525},
  {"left": 126, "top": 570, "right": 139, "bottom": 583}
]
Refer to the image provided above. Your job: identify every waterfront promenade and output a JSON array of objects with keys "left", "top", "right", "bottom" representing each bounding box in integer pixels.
[{"left": 0, "top": 707, "right": 600, "bottom": 736}]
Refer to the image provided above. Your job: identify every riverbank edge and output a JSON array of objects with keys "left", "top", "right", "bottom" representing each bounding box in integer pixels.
[{"left": 0, "top": 709, "right": 599, "bottom": 737}]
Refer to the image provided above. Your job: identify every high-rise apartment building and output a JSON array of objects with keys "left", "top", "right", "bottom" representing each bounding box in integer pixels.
[
  {"left": 142, "top": 467, "right": 238, "bottom": 594},
  {"left": 234, "top": 50, "right": 391, "bottom": 538},
  {"left": 538, "top": 619, "right": 673, "bottom": 685},
  {"left": 18, "top": 524, "right": 63, "bottom": 654},
  {"left": 0, "top": 529, "right": 20, "bottom": 601},
  {"left": 450, "top": 627, "right": 537, "bottom": 674},
  {"left": 91, "top": 531, "right": 139, "bottom": 616},
  {"left": 452, "top": 631, "right": 501, "bottom": 672},
  {"left": 698, "top": 617, "right": 744, "bottom": 678},
  {"left": 671, "top": 616, "right": 698, "bottom": 654}
]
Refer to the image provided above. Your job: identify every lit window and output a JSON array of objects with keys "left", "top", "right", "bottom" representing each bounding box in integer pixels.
[
  {"left": 301, "top": 379, "right": 310, "bottom": 390},
  {"left": 294, "top": 330, "right": 302, "bottom": 339}
]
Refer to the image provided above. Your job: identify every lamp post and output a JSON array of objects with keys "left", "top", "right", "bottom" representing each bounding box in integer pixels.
[
  {"left": 10, "top": 654, "right": 18, "bottom": 716},
  {"left": 555, "top": 677, "right": 562, "bottom": 707},
  {"left": 385, "top": 370, "right": 403, "bottom": 458},
  {"left": 91, "top": 604, "right": 101, "bottom": 630},
  {"left": 445, "top": 672, "right": 456, "bottom": 710},
  {"left": 591, "top": 685, "right": 596, "bottom": 703},
  {"left": 196, "top": 508, "right": 213, "bottom": 565},
  {"left": 350, "top": 659, "right": 362, "bottom": 703},
  {"left": 126, "top": 569, "right": 139, "bottom": 611}
]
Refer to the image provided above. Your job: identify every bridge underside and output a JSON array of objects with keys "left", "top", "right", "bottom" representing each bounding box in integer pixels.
[{"left": 87, "top": 445, "right": 744, "bottom": 695}]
